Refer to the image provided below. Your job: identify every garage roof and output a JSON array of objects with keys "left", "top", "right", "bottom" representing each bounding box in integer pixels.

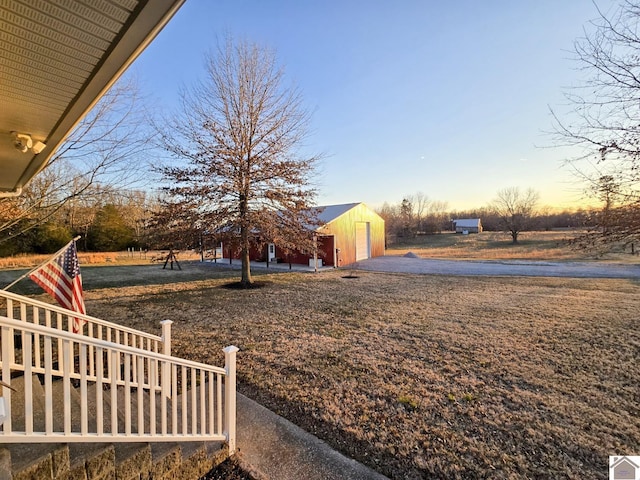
[
  {"left": 0, "top": 0, "right": 185, "bottom": 196},
  {"left": 317, "top": 203, "right": 361, "bottom": 224}
]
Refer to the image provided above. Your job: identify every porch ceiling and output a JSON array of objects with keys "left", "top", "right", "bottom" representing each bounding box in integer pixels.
[{"left": 0, "top": 0, "right": 185, "bottom": 196}]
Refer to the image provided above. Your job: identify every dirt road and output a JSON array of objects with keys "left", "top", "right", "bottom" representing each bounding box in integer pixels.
[{"left": 351, "top": 255, "right": 640, "bottom": 279}]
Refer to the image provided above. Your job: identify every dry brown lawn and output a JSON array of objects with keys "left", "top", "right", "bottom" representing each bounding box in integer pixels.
[
  {"left": 76, "top": 266, "right": 640, "bottom": 480},
  {"left": 388, "top": 230, "right": 640, "bottom": 262},
  {"left": 0, "top": 249, "right": 201, "bottom": 270}
]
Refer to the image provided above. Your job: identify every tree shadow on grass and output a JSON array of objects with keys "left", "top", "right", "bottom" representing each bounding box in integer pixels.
[{"left": 220, "top": 281, "right": 270, "bottom": 290}]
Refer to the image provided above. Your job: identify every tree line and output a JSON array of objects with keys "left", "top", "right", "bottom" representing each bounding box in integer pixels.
[
  {"left": 0, "top": 182, "right": 604, "bottom": 257},
  {"left": 0, "top": 188, "right": 161, "bottom": 256},
  {"left": 377, "top": 189, "right": 601, "bottom": 245},
  {"left": 3, "top": 1, "right": 640, "bottom": 267}
]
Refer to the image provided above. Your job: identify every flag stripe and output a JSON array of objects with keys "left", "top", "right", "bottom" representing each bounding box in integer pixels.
[
  {"left": 29, "top": 242, "right": 85, "bottom": 333},
  {"left": 32, "top": 265, "right": 70, "bottom": 304},
  {"left": 31, "top": 264, "right": 74, "bottom": 308}
]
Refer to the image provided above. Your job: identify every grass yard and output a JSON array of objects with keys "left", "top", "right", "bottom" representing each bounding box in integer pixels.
[
  {"left": 0, "top": 249, "right": 203, "bottom": 270},
  {"left": 59, "top": 264, "right": 640, "bottom": 480},
  {"left": 388, "top": 230, "right": 640, "bottom": 262}
]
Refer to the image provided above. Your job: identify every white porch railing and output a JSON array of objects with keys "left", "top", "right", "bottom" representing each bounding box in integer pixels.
[
  {"left": 0, "top": 315, "right": 238, "bottom": 452},
  {"left": 0, "top": 289, "right": 172, "bottom": 355}
]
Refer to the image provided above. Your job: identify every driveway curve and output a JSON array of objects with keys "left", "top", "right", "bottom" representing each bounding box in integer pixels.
[{"left": 351, "top": 255, "right": 640, "bottom": 279}]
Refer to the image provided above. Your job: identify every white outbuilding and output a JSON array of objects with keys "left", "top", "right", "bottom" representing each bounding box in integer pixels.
[{"left": 453, "top": 218, "right": 482, "bottom": 234}]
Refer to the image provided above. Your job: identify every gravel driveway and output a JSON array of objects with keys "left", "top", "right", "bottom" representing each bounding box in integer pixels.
[{"left": 351, "top": 255, "right": 640, "bottom": 279}]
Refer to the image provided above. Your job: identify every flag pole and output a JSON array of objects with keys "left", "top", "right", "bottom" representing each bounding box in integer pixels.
[{"left": 2, "top": 236, "right": 81, "bottom": 292}]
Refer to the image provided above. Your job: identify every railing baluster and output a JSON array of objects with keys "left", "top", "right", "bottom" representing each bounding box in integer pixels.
[
  {"left": 24, "top": 332, "right": 33, "bottom": 434},
  {"left": 209, "top": 371, "right": 214, "bottom": 435},
  {"left": 129, "top": 333, "right": 138, "bottom": 386},
  {"left": 160, "top": 361, "right": 167, "bottom": 435},
  {"left": 96, "top": 346, "right": 103, "bottom": 435},
  {"left": 44, "top": 335, "right": 53, "bottom": 435},
  {"left": 181, "top": 365, "right": 187, "bottom": 435},
  {"left": 63, "top": 338, "right": 71, "bottom": 435},
  {"left": 200, "top": 370, "right": 206, "bottom": 435},
  {"left": 33, "top": 307, "right": 41, "bottom": 370},
  {"left": 111, "top": 349, "right": 118, "bottom": 436},
  {"left": 160, "top": 359, "right": 167, "bottom": 435},
  {"left": 217, "top": 373, "right": 222, "bottom": 435},
  {"left": 150, "top": 359, "right": 156, "bottom": 436},
  {"left": 124, "top": 354, "right": 131, "bottom": 436},
  {"left": 57, "top": 312, "right": 63, "bottom": 372},
  {"left": 1, "top": 325, "right": 12, "bottom": 434},
  {"left": 80, "top": 343, "right": 88, "bottom": 435},
  {"left": 171, "top": 363, "right": 178, "bottom": 435},
  {"left": 44, "top": 311, "right": 51, "bottom": 375},
  {"left": 137, "top": 355, "right": 144, "bottom": 435},
  {"left": 191, "top": 368, "right": 197, "bottom": 435},
  {"left": 88, "top": 322, "right": 94, "bottom": 378}
]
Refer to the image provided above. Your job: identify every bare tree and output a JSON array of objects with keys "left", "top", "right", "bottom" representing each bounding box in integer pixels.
[
  {"left": 491, "top": 187, "right": 539, "bottom": 244},
  {"left": 376, "top": 202, "right": 400, "bottom": 245},
  {"left": 425, "top": 200, "right": 450, "bottom": 233},
  {"left": 552, "top": 1, "right": 640, "bottom": 247},
  {"left": 156, "top": 38, "right": 320, "bottom": 286},
  {"left": 405, "top": 192, "right": 430, "bottom": 233},
  {"left": 0, "top": 77, "right": 153, "bottom": 246}
]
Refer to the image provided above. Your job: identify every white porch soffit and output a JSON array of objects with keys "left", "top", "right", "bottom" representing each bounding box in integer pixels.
[{"left": 0, "top": 0, "right": 185, "bottom": 196}]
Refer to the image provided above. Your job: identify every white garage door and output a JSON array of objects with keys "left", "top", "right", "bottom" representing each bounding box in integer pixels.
[{"left": 355, "top": 222, "right": 370, "bottom": 261}]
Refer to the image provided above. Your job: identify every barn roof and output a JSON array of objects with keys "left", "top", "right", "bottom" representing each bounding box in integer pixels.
[
  {"left": 454, "top": 218, "right": 481, "bottom": 228},
  {"left": 316, "top": 203, "right": 362, "bottom": 224}
]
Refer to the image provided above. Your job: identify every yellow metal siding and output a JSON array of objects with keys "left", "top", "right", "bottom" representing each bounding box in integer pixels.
[{"left": 318, "top": 203, "right": 385, "bottom": 265}]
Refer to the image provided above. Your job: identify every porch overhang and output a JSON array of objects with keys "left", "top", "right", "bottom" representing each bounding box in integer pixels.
[{"left": 0, "top": 0, "right": 185, "bottom": 196}]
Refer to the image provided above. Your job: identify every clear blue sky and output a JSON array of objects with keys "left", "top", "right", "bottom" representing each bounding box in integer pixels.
[{"left": 131, "top": 0, "right": 617, "bottom": 211}]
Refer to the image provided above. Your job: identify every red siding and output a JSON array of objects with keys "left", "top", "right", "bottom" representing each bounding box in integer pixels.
[
  {"left": 224, "top": 203, "right": 384, "bottom": 267},
  {"left": 277, "top": 235, "right": 334, "bottom": 266}
]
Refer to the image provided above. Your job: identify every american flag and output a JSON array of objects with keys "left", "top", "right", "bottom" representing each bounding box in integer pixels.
[{"left": 29, "top": 241, "right": 86, "bottom": 333}]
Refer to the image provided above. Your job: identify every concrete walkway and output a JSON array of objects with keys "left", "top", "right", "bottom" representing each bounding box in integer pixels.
[
  {"left": 203, "top": 255, "right": 640, "bottom": 279},
  {"left": 236, "top": 394, "right": 389, "bottom": 480}
]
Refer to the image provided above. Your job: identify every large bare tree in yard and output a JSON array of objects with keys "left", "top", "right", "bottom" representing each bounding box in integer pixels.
[
  {"left": 491, "top": 187, "right": 539, "bottom": 244},
  {"left": 157, "top": 38, "right": 320, "bottom": 286},
  {"left": 553, "top": 0, "right": 640, "bottom": 249}
]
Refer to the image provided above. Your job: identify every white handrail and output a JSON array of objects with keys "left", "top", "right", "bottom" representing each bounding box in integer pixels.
[
  {"left": 0, "top": 289, "right": 172, "bottom": 389},
  {"left": 0, "top": 315, "right": 237, "bottom": 451},
  {"left": 0, "top": 289, "right": 164, "bottom": 346}
]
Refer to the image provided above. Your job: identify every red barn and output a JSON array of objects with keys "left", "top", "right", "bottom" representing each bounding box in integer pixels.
[{"left": 225, "top": 202, "right": 385, "bottom": 267}]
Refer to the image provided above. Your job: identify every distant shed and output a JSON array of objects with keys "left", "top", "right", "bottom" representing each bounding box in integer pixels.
[{"left": 454, "top": 218, "right": 482, "bottom": 234}]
